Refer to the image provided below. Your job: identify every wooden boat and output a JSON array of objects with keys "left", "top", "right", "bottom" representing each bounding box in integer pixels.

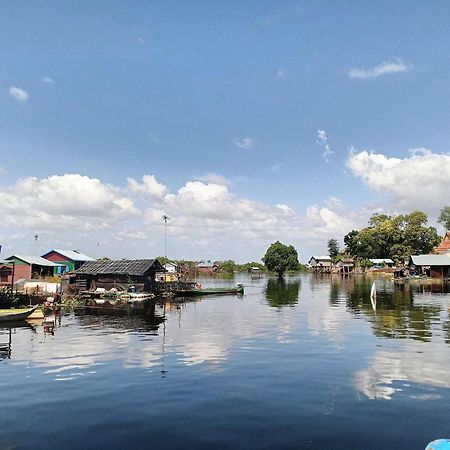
[
  {"left": 174, "top": 284, "right": 244, "bottom": 297},
  {"left": 0, "top": 305, "right": 39, "bottom": 322}
]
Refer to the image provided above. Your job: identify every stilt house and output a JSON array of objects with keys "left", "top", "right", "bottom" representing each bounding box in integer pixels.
[
  {"left": 409, "top": 254, "right": 450, "bottom": 278},
  {"left": 308, "top": 256, "right": 332, "bottom": 273},
  {"left": 74, "top": 259, "right": 165, "bottom": 293},
  {"left": 334, "top": 258, "right": 354, "bottom": 274}
]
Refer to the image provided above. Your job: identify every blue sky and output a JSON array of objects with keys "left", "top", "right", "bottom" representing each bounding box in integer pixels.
[{"left": 0, "top": 1, "right": 449, "bottom": 262}]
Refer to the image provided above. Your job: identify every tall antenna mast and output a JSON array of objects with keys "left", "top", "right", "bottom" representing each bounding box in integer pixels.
[{"left": 163, "top": 214, "right": 170, "bottom": 262}]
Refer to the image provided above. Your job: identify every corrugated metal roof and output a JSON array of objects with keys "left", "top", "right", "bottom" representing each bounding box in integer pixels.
[
  {"left": 8, "top": 255, "right": 62, "bottom": 267},
  {"left": 76, "top": 259, "right": 164, "bottom": 276},
  {"left": 197, "top": 260, "right": 216, "bottom": 268},
  {"left": 337, "top": 258, "right": 354, "bottom": 264},
  {"left": 410, "top": 254, "right": 450, "bottom": 266},
  {"left": 369, "top": 258, "right": 394, "bottom": 264},
  {"left": 310, "top": 256, "right": 332, "bottom": 261},
  {"left": 45, "top": 249, "right": 95, "bottom": 262}
]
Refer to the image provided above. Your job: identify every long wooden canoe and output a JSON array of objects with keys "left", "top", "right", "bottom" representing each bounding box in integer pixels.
[
  {"left": 0, "top": 305, "right": 39, "bottom": 322},
  {"left": 174, "top": 286, "right": 244, "bottom": 297}
]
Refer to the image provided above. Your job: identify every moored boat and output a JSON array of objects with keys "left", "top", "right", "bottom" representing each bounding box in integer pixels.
[
  {"left": 174, "top": 284, "right": 244, "bottom": 297},
  {"left": 0, "top": 305, "right": 39, "bottom": 322}
]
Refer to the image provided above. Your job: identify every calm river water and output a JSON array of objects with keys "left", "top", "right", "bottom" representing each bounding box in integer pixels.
[{"left": 1, "top": 274, "right": 450, "bottom": 449}]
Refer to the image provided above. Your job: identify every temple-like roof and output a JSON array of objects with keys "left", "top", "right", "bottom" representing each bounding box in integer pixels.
[{"left": 433, "top": 232, "right": 450, "bottom": 254}]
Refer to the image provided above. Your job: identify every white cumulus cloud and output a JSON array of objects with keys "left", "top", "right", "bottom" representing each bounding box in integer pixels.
[
  {"left": 0, "top": 174, "right": 137, "bottom": 230},
  {"left": 346, "top": 148, "right": 450, "bottom": 214},
  {"left": 9, "top": 86, "right": 29, "bottom": 102},
  {"left": 232, "top": 137, "right": 255, "bottom": 150},
  {"left": 0, "top": 172, "right": 365, "bottom": 260},
  {"left": 127, "top": 174, "right": 167, "bottom": 200},
  {"left": 42, "top": 76, "right": 54, "bottom": 84},
  {"left": 348, "top": 59, "right": 410, "bottom": 79}
]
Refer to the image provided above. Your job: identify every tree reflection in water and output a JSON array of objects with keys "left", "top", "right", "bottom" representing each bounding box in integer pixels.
[
  {"left": 332, "top": 276, "right": 449, "bottom": 343},
  {"left": 265, "top": 278, "right": 301, "bottom": 307}
]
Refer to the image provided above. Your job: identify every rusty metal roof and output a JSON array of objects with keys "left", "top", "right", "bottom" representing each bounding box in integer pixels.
[{"left": 75, "top": 259, "right": 164, "bottom": 276}]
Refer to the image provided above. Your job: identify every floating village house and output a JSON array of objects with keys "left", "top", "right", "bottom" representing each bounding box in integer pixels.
[
  {"left": 409, "top": 254, "right": 450, "bottom": 279},
  {"left": 308, "top": 256, "right": 332, "bottom": 273},
  {"left": 2, "top": 255, "right": 63, "bottom": 284},
  {"left": 156, "top": 261, "right": 179, "bottom": 282},
  {"left": 334, "top": 258, "right": 354, "bottom": 274},
  {"left": 196, "top": 260, "right": 218, "bottom": 275},
  {"left": 369, "top": 258, "right": 394, "bottom": 268},
  {"left": 74, "top": 259, "right": 165, "bottom": 293},
  {"left": 41, "top": 249, "right": 94, "bottom": 273},
  {"left": 0, "top": 260, "right": 14, "bottom": 286}
]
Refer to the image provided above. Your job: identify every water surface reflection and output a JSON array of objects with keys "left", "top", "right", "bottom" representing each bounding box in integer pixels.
[{"left": 1, "top": 275, "right": 450, "bottom": 449}]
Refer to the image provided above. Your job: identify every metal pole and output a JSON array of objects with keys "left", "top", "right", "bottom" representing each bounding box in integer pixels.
[
  {"left": 164, "top": 216, "right": 167, "bottom": 262},
  {"left": 10, "top": 261, "right": 15, "bottom": 293},
  {"left": 163, "top": 215, "right": 170, "bottom": 292}
]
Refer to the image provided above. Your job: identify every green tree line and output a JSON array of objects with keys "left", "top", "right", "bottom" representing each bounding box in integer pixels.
[{"left": 340, "top": 209, "right": 445, "bottom": 264}]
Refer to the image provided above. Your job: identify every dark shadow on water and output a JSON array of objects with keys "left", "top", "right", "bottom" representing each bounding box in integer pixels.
[{"left": 265, "top": 278, "right": 301, "bottom": 307}]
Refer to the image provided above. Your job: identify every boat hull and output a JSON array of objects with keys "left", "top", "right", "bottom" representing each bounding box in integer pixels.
[
  {"left": 0, "top": 306, "right": 39, "bottom": 322},
  {"left": 174, "top": 287, "right": 244, "bottom": 297}
]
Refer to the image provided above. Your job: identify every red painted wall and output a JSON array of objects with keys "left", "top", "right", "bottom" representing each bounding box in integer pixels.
[
  {"left": 43, "top": 251, "right": 66, "bottom": 262},
  {"left": 0, "top": 265, "right": 32, "bottom": 284},
  {"left": 13, "top": 265, "right": 32, "bottom": 283}
]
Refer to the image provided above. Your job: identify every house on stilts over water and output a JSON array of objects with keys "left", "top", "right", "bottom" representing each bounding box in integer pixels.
[{"left": 74, "top": 259, "right": 165, "bottom": 293}]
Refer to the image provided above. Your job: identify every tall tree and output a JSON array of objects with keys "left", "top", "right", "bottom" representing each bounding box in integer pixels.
[
  {"left": 262, "top": 241, "right": 299, "bottom": 279},
  {"left": 438, "top": 206, "right": 450, "bottom": 231},
  {"left": 327, "top": 239, "right": 340, "bottom": 259},
  {"left": 341, "top": 211, "right": 440, "bottom": 263},
  {"left": 344, "top": 230, "right": 359, "bottom": 256}
]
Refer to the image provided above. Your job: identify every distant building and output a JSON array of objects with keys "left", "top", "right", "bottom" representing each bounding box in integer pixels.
[
  {"left": 308, "top": 256, "right": 332, "bottom": 273},
  {"left": 163, "top": 262, "right": 178, "bottom": 273},
  {"left": 41, "top": 249, "right": 95, "bottom": 273},
  {"left": 433, "top": 232, "right": 450, "bottom": 255},
  {"left": 196, "top": 260, "right": 218, "bottom": 275},
  {"left": 156, "top": 261, "right": 179, "bottom": 282},
  {"left": 334, "top": 258, "right": 354, "bottom": 274},
  {"left": 4, "top": 255, "right": 63, "bottom": 283},
  {"left": 409, "top": 254, "right": 450, "bottom": 278},
  {"left": 0, "top": 260, "right": 14, "bottom": 286},
  {"left": 74, "top": 258, "right": 165, "bottom": 292},
  {"left": 369, "top": 258, "right": 394, "bottom": 268}
]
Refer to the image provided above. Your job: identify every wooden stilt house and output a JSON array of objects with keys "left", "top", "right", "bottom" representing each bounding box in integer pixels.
[{"left": 74, "top": 259, "right": 165, "bottom": 293}]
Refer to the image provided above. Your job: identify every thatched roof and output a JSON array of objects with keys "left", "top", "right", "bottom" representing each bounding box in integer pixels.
[{"left": 76, "top": 259, "right": 165, "bottom": 276}]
